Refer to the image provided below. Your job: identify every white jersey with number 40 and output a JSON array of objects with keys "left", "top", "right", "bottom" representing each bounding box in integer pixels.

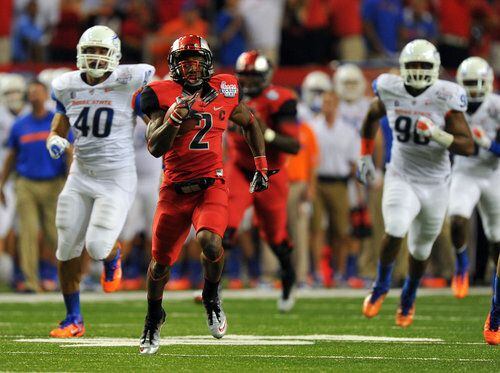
[
  {"left": 453, "top": 93, "right": 500, "bottom": 176},
  {"left": 51, "top": 64, "right": 155, "bottom": 172},
  {"left": 374, "top": 73, "right": 467, "bottom": 183}
]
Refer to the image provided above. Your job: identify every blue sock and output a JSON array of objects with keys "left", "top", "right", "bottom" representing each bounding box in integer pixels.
[
  {"left": 400, "top": 276, "right": 421, "bottom": 314},
  {"left": 345, "top": 254, "right": 358, "bottom": 279},
  {"left": 39, "top": 260, "right": 58, "bottom": 281},
  {"left": 373, "top": 261, "right": 394, "bottom": 294},
  {"left": 63, "top": 292, "right": 81, "bottom": 319},
  {"left": 248, "top": 248, "right": 261, "bottom": 280},
  {"left": 169, "top": 262, "right": 183, "bottom": 280},
  {"left": 103, "top": 248, "right": 121, "bottom": 281},
  {"left": 226, "top": 246, "right": 242, "bottom": 280},
  {"left": 455, "top": 248, "right": 469, "bottom": 275},
  {"left": 490, "top": 275, "right": 500, "bottom": 330},
  {"left": 187, "top": 259, "right": 202, "bottom": 286}
]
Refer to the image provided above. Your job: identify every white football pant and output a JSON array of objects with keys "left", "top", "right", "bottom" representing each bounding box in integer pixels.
[
  {"left": 449, "top": 171, "right": 500, "bottom": 242},
  {"left": 382, "top": 169, "right": 449, "bottom": 261},
  {"left": 55, "top": 161, "right": 137, "bottom": 261}
]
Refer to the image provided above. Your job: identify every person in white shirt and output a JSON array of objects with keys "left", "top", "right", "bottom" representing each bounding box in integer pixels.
[
  {"left": 310, "top": 91, "right": 360, "bottom": 286},
  {"left": 333, "top": 64, "right": 373, "bottom": 285}
]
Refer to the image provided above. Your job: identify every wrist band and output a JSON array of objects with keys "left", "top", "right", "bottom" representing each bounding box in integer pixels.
[
  {"left": 361, "top": 138, "right": 375, "bottom": 155},
  {"left": 165, "top": 112, "right": 182, "bottom": 127},
  {"left": 254, "top": 156, "right": 268, "bottom": 172},
  {"left": 264, "top": 128, "right": 276, "bottom": 142},
  {"left": 431, "top": 127, "right": 454, "bottom": 148}
]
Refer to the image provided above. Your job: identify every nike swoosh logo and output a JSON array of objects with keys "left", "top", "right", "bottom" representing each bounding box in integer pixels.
[
  {"left": 218, "top": 320, "right": 227, "bottom": 333},
  {"left": 214, "top": 106, "right": 223, "bottom": 111}
]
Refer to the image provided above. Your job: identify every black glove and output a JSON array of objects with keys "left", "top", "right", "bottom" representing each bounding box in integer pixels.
[
  {"left": 249, "top": 169, "right": 278, "bottom": 193},
  {"left": 249, "top": 171, "right": 269, "bottom": 193}
]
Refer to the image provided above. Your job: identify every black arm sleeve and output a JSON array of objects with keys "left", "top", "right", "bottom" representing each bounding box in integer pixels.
[
  {"left": 270, "top": 99, "right": 298, "bottom": 125},
  {"left": 140, "top": 86, "right": 161, "bottom": 117}
]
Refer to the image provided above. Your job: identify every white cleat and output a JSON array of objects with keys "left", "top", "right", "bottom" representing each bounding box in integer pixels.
[
  {"left": 139, "top": 309, "right": 166, "bottom": 355},
  {"left": 203, "top": 298, "right": 227, "bottom": 339},
  {"left": 277, "top": 293, "right": 296, "bottom": 313}
]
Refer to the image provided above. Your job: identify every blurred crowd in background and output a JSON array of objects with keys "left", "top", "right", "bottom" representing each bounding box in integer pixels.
[
  {"left": 1, "top": 0, "right": 499, "bottom": 70},
  {"left": 0, "top": 0, "right": 499, "bottom": 293}
]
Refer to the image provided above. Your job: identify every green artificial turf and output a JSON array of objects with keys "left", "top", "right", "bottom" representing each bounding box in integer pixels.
[{"left": 0, "top": 293, "right": 498, "bottom": 372}]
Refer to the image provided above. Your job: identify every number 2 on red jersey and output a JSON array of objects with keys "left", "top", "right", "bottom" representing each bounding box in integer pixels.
[{"left": 189, "top": 113, "right": 212, "bottom": 150}]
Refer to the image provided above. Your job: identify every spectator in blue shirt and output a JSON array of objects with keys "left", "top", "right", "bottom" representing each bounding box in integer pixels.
[
  {"left": 11, "top": 0, "right": 44, "bottom": 62},
  {"left": 0, "top": 80, "right": 71, "bottom": 293},
  {"left": 362, "top": 0, "right": 404, "bottom": 57},
  {"left": 214, "top": 0, "right": 247, "bottom": 67},
  {"left": 401, "top": 0, "right": 437, "bottom": 44}
]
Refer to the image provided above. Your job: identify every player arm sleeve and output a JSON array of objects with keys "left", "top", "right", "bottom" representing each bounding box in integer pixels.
[
  {"left": 51, "top": 90, "right": 66, "bottom": 115},
  {"left": 487, "top": 141, "right": 500, "bottom": 156},
  {"left": 140, "top": 86, "right": 162, "bottom": 118}
]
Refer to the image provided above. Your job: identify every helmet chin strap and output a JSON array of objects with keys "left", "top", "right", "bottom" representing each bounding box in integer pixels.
[
  {"left": 183, "top": 80, "right": 203, "bottom": 93},
  {"left": 87, "top": 69, "right": 105, "bottom": 78}
]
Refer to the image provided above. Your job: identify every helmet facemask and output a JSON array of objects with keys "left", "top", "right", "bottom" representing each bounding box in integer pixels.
[
  {"left": 401, "top": 61, "right": 438, "bottom": 90},
  {"left": 460, "top": 79, "right": 492, "bottom": 102},
  {"left": 77, "top": 45, "right": 120, "bottom": 78},
  {"left": 169, "top": 50, "right": 213, "bottom": 86}
]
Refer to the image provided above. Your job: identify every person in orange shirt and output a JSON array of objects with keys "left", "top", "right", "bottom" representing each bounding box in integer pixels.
[
  {"left": 286, "top": 122, "right": 318, "bottom": 287},
  {"left": 149, "top": 1, "right": 208, "bottom": 65}
]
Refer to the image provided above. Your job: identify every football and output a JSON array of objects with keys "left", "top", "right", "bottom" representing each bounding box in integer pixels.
[{"left": 165, "top": 103, "right": 198, "bottom": 136}]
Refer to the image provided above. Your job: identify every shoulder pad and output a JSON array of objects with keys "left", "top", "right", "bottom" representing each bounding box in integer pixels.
[
  {"left": 435, "top": 80, "right": 467, "bottom": 112},
  {"left": 264, "top": 85, "right": 297, "bottom": 102},
  {"left": 51, "top": 71, "right": 81, "bottom": 92}
]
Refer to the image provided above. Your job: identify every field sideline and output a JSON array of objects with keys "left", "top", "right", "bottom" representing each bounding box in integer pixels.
[{"left": 0, "top": 288, "right": 498, "bottom": 372}]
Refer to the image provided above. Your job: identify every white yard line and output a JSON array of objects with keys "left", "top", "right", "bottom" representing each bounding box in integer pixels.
[
  {"left": 0, "top": 287, "right": 492, "bottom": 303},
  {"left": 14, "top": 334, "right": 444, "bottom": 347}
]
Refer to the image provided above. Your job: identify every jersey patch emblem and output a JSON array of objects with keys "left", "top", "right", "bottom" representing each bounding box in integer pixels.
[
  {"left": 436, "top": 89, "right": 451, "bottom": 102},
  {"left": 117, "top": 72, "right": 132, "bottom": 85},
  {"left": 220, "top": 81, "right": 237, "bottom": 97}
]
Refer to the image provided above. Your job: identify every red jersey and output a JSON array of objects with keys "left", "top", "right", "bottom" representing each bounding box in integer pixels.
[
  {"left": 141, "top": 74, "right": 240, "bottom": 183},
  {"left": 227, "top": 85, "right": 299, "bottom": 171}
]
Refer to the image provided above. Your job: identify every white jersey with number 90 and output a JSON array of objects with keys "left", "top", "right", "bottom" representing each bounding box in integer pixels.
[{"left": 374, "top": 73, "right": 467, "bottom": 183}]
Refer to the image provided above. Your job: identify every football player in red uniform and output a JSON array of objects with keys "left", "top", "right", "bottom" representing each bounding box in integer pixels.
[
  {"left": 225, "top": 51, "right": 301, "bottom": 312},
  {"left": 137, "top": 36, "right": 269, "bottom": 354}
]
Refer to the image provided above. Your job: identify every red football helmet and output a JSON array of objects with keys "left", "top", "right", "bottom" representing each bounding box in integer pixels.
[
  {"left": 235, "top": 50, "right": 273, "bottom": 97},
  {"left": 168, "top": 35, "right": 214, "bottom": 86}
]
